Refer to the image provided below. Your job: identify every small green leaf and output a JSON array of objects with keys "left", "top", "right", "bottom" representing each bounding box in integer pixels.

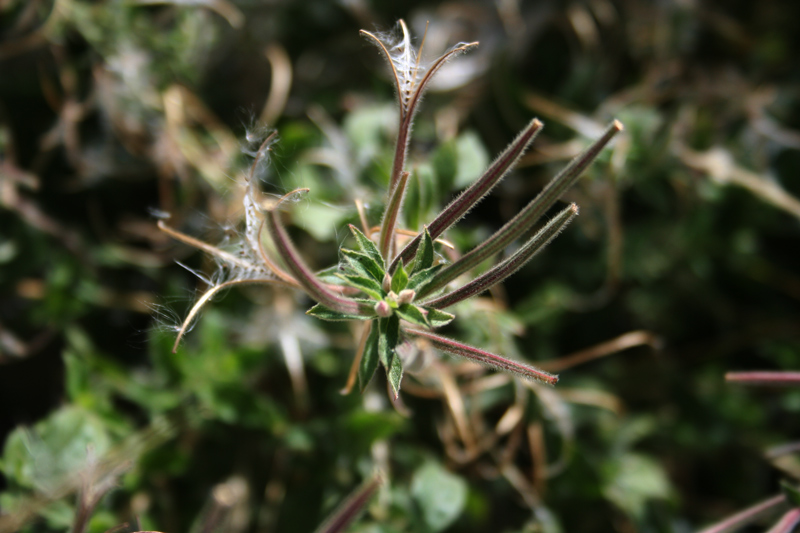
[
  {"left": 307, "top": 304, "right": 373, "bottom": 321},
  {"left": 411, "top": 227, "right": 434, "bottom": 274},
  {"left": 358, "top": 323, "right": 381, "bottom": 392},
  {"left": 391, "top": 263, "right": 409, "bottom": 293},
  {"left": 315, "top": 264, "right": 347, "bottom": 284},
  {"left": 335, "top": 274, "right": 384, "bottom": 300},
  {"left": 395, "top": 304, "right": 429, "bottom": 327},
  {"left": 378, "top": 316, "right": 400, "bottom": 359},
  {"left": 424, "top": 307, "right": 455, "bottom": 327},
  {"left": 407, "top": 264, "right": 443, "bottom": 292},
  {"left": 341, "top": 249, "right": 385, "bottom": 282},
  {"left": 378, "top": 316, "right": 403, "bottom": 397},
  {"left": 601, "top": 453, "right": 671, "bottom": 521},
  {"left": 782, "top": 481, "right": 800, "bottom": 507},
  {"left": 349, "top": 225, "right": 384, "bottom": 268},
  {"left": 411, "top": 462, "right": 468, "bottom": 532},
  {"left": 385, "top": 353, "right": 403, "bottom": 398}
]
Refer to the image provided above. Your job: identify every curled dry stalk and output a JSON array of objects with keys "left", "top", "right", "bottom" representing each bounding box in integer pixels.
[{"left": 159, "top": 20, "right": 622, "bottom": 399}]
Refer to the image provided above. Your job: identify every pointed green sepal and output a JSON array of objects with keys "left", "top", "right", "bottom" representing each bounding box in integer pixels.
[
  {"left": 424, "top": 307, "right": 455, "bottom": 328},
  {"left": 335, "top": 274, "right": 384, "bottom": 300},
  {"left": 407, "top": 264, "right": 443, "bottom": 292},
  {"left": 349, "top": 225, "right": 384, "bottom": 268},
  {"left": 315, "top": 264, "right": 346, "bottom": 284},
  {"left": 395, "top": 304, "right": 430, "bottom": 327},
  {"left": 307, "top": 303, "right": 373, "bottom": 321},
  {"left": 358, "top": 323, "right": 381, "bottom": 392},
  {"left": 410, "top": 228, "right": 434, "bottom": 274},
  {"left": 378, "top": 315, "right": 403, "bottom": 397},
  {"left": 391, "top": 263, "right": 409, "bottom": 293},
  {"left": 341, "top": 248, "right": 385, "bottom": 282}
]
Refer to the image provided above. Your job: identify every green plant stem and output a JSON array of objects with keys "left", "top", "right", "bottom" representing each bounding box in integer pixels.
[{"left": 379, "top": 171, "right": 410, "bottom": 261}]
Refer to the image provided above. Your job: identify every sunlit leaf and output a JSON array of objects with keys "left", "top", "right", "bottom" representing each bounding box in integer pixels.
[
  {"left": 411, "top": 462, "right": 467, "bottom": 532},
  {"left": 349, "top": 224, "right": 384, "bottom": 268},
  {"left": 391, "top": 262, "right": 408, "bottom": 293}
]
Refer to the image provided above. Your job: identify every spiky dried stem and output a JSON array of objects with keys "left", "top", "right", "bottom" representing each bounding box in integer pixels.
[
  {"left": 379, "top": 171, "right": 410, "bottom": 261},
  {"left": 415, "top": 120, "right": 622, "bottom": 293},
  {"left": 406, "top": 328, "right": 558, "bottom": 385},
  {"left": 266, "top": 206, "right": 373, "bottom": 316},
  {"left": 423, "top": 203, "right": 578, "bottom": 308},
  {"left": 246, "top": 131, "right": 278, "bottom": 182},
  {"left": 157, "top": 220, "right": 257, "bottom": 272},
  {"left": 172, "top": 278, "right": 291, "bottom": 353}
]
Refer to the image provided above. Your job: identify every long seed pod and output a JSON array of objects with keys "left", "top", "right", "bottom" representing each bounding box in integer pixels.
[
  {"left": 406, "top": 328, "right": 558, "bottom": 385},
  {"left": 423, "top": 204, "right": 578, "bottom": 308},
  {"left": 415, "top": 120, "right": 622, "bottom": 293},
  {"left": 390, "top": 118, "right": 544, "bottom": 271}
]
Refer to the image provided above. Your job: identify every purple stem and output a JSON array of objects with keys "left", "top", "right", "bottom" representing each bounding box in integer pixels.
[
  {"left": 697, "top": 494, "right": 786, "bottom": 533},
  {"left": 406, "top": 328, "right": 558, "bottom": 385},
  {"left": 766, "top": 508, "right": 800, "bottom": 533},
  {"left": 423, "top": 203, "right": 577, "bottom": 308},
  {"left": 411, "top": 120, "right": 622, "bottom": 288},
  {"left": 266, "top": 209, "right": 372, "bottom": 316},
  {"left": 390, "top": 118, "right": 544, "bottom": 272},
  {"left": 726, "top": 372, "right": 800, "bottom": 386}
]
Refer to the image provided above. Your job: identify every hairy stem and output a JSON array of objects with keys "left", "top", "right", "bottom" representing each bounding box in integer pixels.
[
  {"left": 415, "top": 120, "right": 622, "bottom": 288},
  {"left": 266, "top": 208, "right": 372, "bottom": 316},
  {"left": 725, "top": 371, "right": 800, "bottom": 386},
  {"left": 391, "top": 118, "right": 544, "bottom": 272},
  {"left": 423, "top": 203, "right": 578, "bottom": 308},
  {"left": 379, "top": 171, "right": 410, "bottom": 261},
  {"left": 406, "top": 328, "right": 558, "bottom": 385},
  {"left": 172, "top": 279, "right": 290, "bottom": 353}
]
